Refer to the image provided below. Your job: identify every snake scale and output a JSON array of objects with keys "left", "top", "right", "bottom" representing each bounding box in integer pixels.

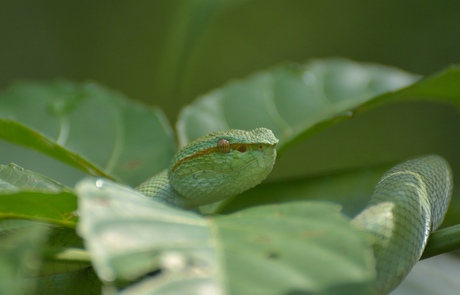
[{"left": 39, "top": 128, "right": 453, "bottom": 294}]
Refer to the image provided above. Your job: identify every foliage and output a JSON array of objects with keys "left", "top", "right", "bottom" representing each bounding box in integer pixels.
[{"left": 1, "top": 59, "right": 460, "bottom": 294}]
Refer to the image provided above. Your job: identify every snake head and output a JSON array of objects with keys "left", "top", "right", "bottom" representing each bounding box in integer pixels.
[{"left": 169, "top": 128, "right": 278, "bottom": 207}]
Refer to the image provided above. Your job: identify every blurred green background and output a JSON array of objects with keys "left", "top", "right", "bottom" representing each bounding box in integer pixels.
[{"left": 1, "top": 0, "right": 459, "bottom": 122}]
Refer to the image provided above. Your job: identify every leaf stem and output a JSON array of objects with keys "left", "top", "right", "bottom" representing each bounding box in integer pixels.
[{"left": 421, "top": 224, "right": 460, "bottom": 260}]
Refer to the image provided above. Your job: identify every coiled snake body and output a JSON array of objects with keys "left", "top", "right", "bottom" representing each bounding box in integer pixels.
[
  {"left": 137, "top": 128, "right": 453, "bottom": 294},
  {"left": 352, "top": 155, "right": 452, "bottom": 294}
]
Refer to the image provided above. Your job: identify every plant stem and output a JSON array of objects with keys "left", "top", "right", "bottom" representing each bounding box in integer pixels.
[{"left": 421, "top": 224, "right": 460, "bottom": 260}]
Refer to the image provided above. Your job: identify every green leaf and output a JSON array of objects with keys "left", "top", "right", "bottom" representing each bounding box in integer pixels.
[
  {"left": 0, "top": 163, "right": 72, "bottom": 192},
  {"left": 0, "top": 119, "right": 113, "bottom": 179},
  {"left": 0, "top": 163, "right": 98, "bottom": 293},
  {"left": 0, "top": 80, "right": 176, "bottom": 186},
  {"left": 0, "top": 223, "right": 48, "bottom": 295},
  {"left": 76, "top": 178, "right": 374, "bottom": 295},
  {"left": 213, "top": 203, "right": 374, "bottom": 295},
  {"left": 176, "top": 58, "right": 419, "bottom": 151},
  {"left": 360, "top": 65, "right": 460, "bottom": 108},
  {"left": 0, "top": 164, "right": 77, "bottom": 227},
  {"left": 76, "top": 178, "right": 216, "bottom": 286}
]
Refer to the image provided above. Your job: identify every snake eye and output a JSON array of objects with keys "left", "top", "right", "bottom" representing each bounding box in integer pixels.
[{"left": 217, "top": 139, "right": 231, "bottom": 153}]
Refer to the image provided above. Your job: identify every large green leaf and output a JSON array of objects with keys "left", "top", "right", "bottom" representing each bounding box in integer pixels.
[
  {"left": 176, "top": 58, "right": 419, "bottom": 151},
  {"left": 0, "top": 119, "right": 112, "bottom": 179},
  {"left": 214, "top": 202, "right": 374, "bottom": 294},
  {"left": 0, "top": 164, "right": 77, "bottom": 226},
  {"left": 76, "top": 178, "right": 374, "bottom": 295},
  {"left": 76, "top": 178, "right": 223, "bottom": 294},
  {"left": 0, "top": 80, "right": 176, "bottom": 186}
]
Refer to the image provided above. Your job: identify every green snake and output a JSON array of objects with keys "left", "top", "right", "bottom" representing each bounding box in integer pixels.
[
  {"left": 135, "top": 128, "right": 452, "bottom": 294},
  {"left": 35, "top": 128, "right": 453, "bottom": 294},
  {"left": 136, "top": 128, "right": 279, "bottom": 209}
]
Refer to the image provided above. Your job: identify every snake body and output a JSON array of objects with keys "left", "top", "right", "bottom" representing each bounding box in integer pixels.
[
  {"left": 352, "top": 155, "right": 452, "bottom": 294},
  {"left": 136, "top": 128, "right": 453, "bottom": 294}
]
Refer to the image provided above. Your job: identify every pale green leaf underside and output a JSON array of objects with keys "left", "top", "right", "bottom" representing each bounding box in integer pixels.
[
  {"left": 76, "top": 178, "right": 220, "bottom": 294},
  {"left": 0, "top": 163, "right": 71, "bottom": 192},
  {"left": 76, "top": 178, "right": 374, "bottom": 295}
]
